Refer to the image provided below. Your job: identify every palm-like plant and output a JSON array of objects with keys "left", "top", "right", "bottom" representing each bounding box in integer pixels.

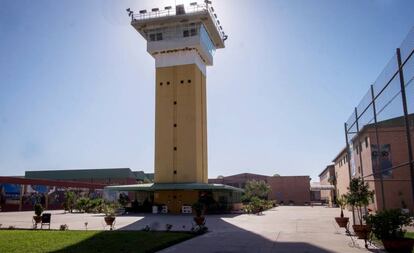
[{"left": 336, "top": 194, "right": 347, "bottom": 218}]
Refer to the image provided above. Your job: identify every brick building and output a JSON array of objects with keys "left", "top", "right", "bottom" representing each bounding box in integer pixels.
[
  {"left": 326, "top": 115, "right": 414, "bottom": 212},
  {"left": 209, "top": 173, "right": 311, "bottom": 205}
]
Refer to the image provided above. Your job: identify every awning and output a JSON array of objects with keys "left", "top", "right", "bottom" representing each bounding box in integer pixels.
[{"left": 105, "top": 183, "right": 244, "bottom": 192}]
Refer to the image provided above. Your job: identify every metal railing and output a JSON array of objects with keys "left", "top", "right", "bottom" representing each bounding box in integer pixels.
[{"left": 131, "top": 3, "right": 226, "bottom": 41}]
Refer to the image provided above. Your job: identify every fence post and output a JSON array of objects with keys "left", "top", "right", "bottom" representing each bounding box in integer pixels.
[
  {"left": 344, "top": 122, "right": 356, "bottom": 225},
  {"left": 354, "top": 107, "right": 365, "bottom": 180},
  {"left": 396, "top": 48, "right": 414, "bottom": 210},
  {"left": 370, "top": 85, "right": 386, "bottom": 210}
]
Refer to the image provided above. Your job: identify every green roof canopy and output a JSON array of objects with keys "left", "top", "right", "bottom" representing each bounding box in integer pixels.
[
  {"left": 105, "top": 183, "right": 244, "bottom": 192},
  {"left": 25, "top": 168, "right": 135, "bottom": 180}
]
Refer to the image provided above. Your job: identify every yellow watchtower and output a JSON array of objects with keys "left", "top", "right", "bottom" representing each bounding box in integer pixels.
[
  {"left": 129, "top": 2, "right": 227, "bottom": 184},
  {"left": 120, "top": 2, "right": 239, "bottom": 214}
]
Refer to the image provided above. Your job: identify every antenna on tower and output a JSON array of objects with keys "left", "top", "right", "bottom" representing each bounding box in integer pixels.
[{"left": 126, "top": 8, "right": 134, "bottom": 21}]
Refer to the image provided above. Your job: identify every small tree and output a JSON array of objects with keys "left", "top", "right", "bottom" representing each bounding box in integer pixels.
[
  {"left": 243, "top": 180, "right": 270, "bottom": 201},
  {"left": 336, "top": 194, "right": 347, "bottom": 218},
  {"left": 64, "top": 191, "right": 76, "bottom": 213},
  {"left": 345, "top": 178, "right": 374, "bottom": 225}
]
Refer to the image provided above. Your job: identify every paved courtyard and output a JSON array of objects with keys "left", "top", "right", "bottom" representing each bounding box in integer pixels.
[{"left": 0, "top": 206, "right": 381, "bottom": 253}]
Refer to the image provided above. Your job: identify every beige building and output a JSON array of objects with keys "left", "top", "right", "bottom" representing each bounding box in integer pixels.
[
  {"left": 332, "top": 148, "right": 350, "bottom": 199},
  {"left": 210, "top": 173, "right": 311, "bottom": 205},
  {"left": 318, "top": 165, "right": 336, "bottom": 206},
  {"left": 328, "top": 115, "right": 414, "bottom": 212}
]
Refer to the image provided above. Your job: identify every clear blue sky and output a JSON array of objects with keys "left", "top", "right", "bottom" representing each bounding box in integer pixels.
[{"left": 1, "top": 0, "right": 413, "bottom": 181}]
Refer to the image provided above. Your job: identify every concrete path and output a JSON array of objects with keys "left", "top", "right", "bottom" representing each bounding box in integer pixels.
[
  {"left": 0, "top": 206, "right": 382, "bottom": 252},
  {"left": 158, "top": 206, "right": 382, "bottom": 253}
]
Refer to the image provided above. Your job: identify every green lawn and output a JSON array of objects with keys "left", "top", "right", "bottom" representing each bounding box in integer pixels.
[
  {"left": 405, "top": 232, "right": 414, "bottom": 239},
  {"left": 0, "top": 230, "right": 195, "bottom": 253}
]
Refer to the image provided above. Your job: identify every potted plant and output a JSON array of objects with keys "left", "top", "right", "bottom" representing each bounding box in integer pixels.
[
  {"left": 345, "top": 178, "right": 374, "bottom": 240},
  {"left": 103, "top": 203, "right": 116, "bottom": 230},
  {"left": 366, "top": 209, "right": 414, "bottom": 253},
  {"left": 334, "top": 194, "right": 349, "bottom": 228},
  {"left": 33, "top": 203, "right": 43, "bottom": 224},
  {"left": 192, "top": 202, "right": 205, "bottom": 226}
]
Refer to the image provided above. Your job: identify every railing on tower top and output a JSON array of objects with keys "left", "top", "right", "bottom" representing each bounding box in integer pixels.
[{"left": 132, "top": 3, "right": 226, "bottom": 42}]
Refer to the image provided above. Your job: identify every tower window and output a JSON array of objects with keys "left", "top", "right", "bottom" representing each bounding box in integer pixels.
[
  {"left": 173, "top": 170, "right": 177, "bottom": 175},
  {"left": 150, "top": 32, "right": 163, "bottom": 41},
  {"left": 174, "top": 147, "right": 177, "bottom": 151},
  {"left": 174, "top": 124, "right": 177, "bottom": 127},
  {"left": 188, "top": 80, "right": 191, "bottom": 83},
  {"left": 180, "top": 80, "right": 184, "bottom": 84},
  {"left": 174, "top": 101, "right": 177, "bottom": 105},
  {"left": 167, "top": 81, "right": 170, "bottom": 85},
  {"left": 159, "top": 82, "right": 163, "bottom": 86}
]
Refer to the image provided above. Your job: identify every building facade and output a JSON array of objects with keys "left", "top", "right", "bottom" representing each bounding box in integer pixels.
[
  {"left": 25, "top": 168, "right": 139, "bottom": 186},
  {"left": 209, "top": 173, "right": 311, "bottom": 205},
  {"left": 318, "top": 165, "right": 336, "bottom": 206}
]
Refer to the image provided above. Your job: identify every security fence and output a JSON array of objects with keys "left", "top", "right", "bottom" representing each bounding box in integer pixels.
[{"left": 344, "top": 27, "right": 414, "bottom": 213}]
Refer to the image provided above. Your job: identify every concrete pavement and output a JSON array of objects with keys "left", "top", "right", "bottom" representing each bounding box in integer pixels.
[{"left": 0, "top": 206, "right": 382, "bottom": 252}]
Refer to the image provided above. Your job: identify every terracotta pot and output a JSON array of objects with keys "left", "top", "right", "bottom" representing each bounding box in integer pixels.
[
  {"left": 104, "top": 216, "right": 115, "bottom": 226},
  {"left": 194, "top": 216, "right": 205, "bottom": 226},
  {"left": 335, "top": 217, "right": 349, "bottom": 228},
  {"left": 382, "top": 238, "right": 414, "bottom": 253},
  {"left": 33, "top": 216, "right": 42, "bottom": 224},
  {"left": 352, "top": 224, "right": 371, "bottom": 239}
]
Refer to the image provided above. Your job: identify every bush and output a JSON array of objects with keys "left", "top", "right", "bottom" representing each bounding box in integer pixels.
[
  {"left": 244, "top": 197, "right": 274, "bottom": 214},
  {"left": 366, "top": 209, "right": 413, "bottom": 240},
  {"left": 64, "top": 191, "right": 76, "bottom": 213},
  {"left": 88, "top": 198, "right": 104, "bottom": 213},
  {"left": 34, "top": 203, "right": 43, "bottom": 217},
  {"left": 243, "top": 180, "right": 271, "bottom": 202},
  {"left": 118, "top": 193, "right": 130, "bottom": 207},
  {"left": 76, "top": 197, "right": 90, "bottom": 213}
]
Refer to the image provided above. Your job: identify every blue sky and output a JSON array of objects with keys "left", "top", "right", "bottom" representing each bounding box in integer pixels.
[{"left": 0, "top": 0, "right": 413, "bottom": 181}]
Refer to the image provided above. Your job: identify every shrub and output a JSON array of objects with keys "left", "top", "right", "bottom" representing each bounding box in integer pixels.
[
  {"left": 118, "top": 193, "right": 130, "bottom": 207},
  {"left": 366, "top": 209, "right": 413, "bottom": 240},
  {"left": 64, "top": 191, "right": 76, "bottom": 213},
  {"left": 244, "top": 196, "right": 274, "bottom": 214},
  {"left": 88, "top": 198, "right": 104, "bottom": 213},
  {"left": 76, "top": 197, "right": 90, "bottom": 213},
  {"left": 192, "top": 202, "right": 204, "bottom": 216},
  {"left": 34, "top": 203, "right": 43, "bottom": 217},
  {"left": 243, "top": 180, "right": 271, "bottom": 202},
  {"left": 59, "top": 224, "right": 69, "bottom": 231}
]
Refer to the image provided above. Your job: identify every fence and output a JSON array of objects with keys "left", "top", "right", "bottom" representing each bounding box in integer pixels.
[{"left": 344, "top": 27, "right": 414, "bottom": 213}]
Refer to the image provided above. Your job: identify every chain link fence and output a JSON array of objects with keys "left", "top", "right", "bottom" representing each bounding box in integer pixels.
[{"left": 344, "top": 27, "right": 414, "bottom": 213}]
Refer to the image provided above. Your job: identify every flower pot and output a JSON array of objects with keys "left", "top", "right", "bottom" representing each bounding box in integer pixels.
[
  {"left": 33, "top": 216, "right": 42, "bottom": 224},
  {"left": 335, "top": 217, "right": 349, "bottom": 228},
  {"left": 194, "top": 216, "right": 205, "bottom": 226},
  {"left": 382, "top": 238, "right": 414, "bottom": 253},
  {"left": 352, "top": 224, "right": 370, "bottom": 239},
  {"left": 104, "top": 216, "right": 115, "bottom": 226}
]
